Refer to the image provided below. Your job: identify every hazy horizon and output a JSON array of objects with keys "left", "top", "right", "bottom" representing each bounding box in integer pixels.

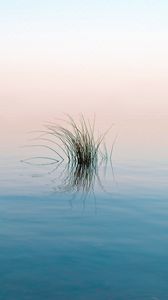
[{"left": 1, "top": 0, "right": 168, "bottom": 135}]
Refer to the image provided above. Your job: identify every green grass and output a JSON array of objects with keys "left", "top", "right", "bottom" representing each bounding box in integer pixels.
[
  {"left": 43, "top": 115, "right": 112, "bottom": 192},
  {"left": 23, "top": 115, "right": 113, "bottom": 193}
]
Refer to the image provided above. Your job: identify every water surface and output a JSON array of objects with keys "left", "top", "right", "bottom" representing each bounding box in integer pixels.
[{"left": 0, "top": 119, "right": 168, "bottom": 300}]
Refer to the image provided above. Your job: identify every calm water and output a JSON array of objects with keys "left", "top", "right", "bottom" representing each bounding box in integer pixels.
[{"left": 0, "top": 120, "right": 168, "bottom": 300}]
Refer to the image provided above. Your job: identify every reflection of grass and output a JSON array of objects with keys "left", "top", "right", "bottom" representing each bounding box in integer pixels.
[{"left": 23, "top": 115, "right": 114, "bottom": 194}]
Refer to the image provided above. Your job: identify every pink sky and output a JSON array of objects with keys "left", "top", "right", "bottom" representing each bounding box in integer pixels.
[{"left": 1, "top": 1, "right": 168, "bottom": 137}]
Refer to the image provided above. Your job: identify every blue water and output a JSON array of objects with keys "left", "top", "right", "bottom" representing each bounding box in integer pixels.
[{"left": 0, "top": 133, "right": 168, "bottom": 299}]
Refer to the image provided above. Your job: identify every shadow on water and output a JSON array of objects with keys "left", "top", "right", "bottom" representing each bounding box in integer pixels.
[{"left": 22, "top": 115, "right": 117, "bottom": 199}]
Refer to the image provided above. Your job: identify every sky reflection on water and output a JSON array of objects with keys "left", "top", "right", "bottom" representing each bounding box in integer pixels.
[{"left": 0, "top": 120, "right": 168, "bottom": 299}]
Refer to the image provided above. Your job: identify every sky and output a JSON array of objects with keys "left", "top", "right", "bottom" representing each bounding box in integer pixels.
[{"left": 1, "top": 0, "right": 168, "bottom": 134}]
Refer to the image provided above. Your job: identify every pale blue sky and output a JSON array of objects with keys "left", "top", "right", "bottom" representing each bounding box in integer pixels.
[
  {"left": 0, "top": 0, "right": 168, "bottom": 131},
  {"left": 1, "top": 0, "right": 168, "bottom": 32}
]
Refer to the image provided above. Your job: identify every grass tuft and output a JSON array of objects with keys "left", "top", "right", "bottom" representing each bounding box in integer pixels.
[
  {"left": 44, "top": 115, "right": 111, "bottom": 192},
  {"left": 23, "top": 115, "right": 114, "bottom": 194}
]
